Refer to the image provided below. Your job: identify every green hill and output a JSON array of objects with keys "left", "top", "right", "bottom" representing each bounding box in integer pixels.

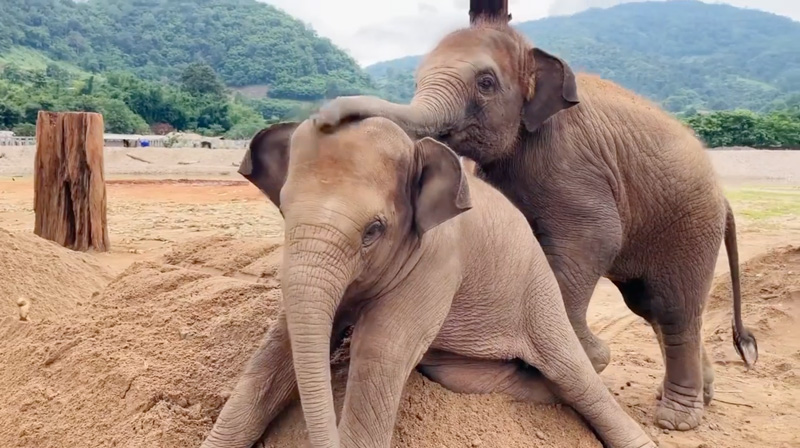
[
  {"left": 368, "top": 1, "right": 800, "bottom": 113},
  {"left": 0, "top": 0, "right": 385, "bottom": 136},
  {"left": 0, "top": 0, "right": 376, "bottom": 101}
]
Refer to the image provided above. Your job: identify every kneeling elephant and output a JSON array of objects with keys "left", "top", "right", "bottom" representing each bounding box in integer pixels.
[{"left": 200, "top": 117, "right": 655, "bottom": 448}]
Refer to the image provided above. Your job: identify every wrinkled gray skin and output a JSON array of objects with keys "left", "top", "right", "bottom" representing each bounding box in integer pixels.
[
  {"left": 310, "top": 18, "right": 759, "bottom": 431},
  {"left": 200, "top": 117, "right": 655, "bottom": 448}
]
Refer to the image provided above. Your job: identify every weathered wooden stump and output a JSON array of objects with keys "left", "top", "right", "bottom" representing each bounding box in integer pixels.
[
  {"left": 469, "top": 0, "right": 511, "bottom": 23},
  {"left": 33, "top": 111, "right": 110, "bottom": 252}
]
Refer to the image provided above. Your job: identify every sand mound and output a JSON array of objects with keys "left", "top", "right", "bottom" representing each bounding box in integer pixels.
[
  {"left": 0, "top": 228, "right": 112, "bottom": 322},
  {"left": 706, "top": 245, "right": 800, "bottom": 383},
  {"left": 5, "top": 236, "right": 797, "bottom": 447},
  {"left": 682, "top": 245, "right": 800, "bottom": 448},
  {"left": 163, "top": 235, "right": 284, "bottom": 287},
  {"left": 0, "top": 236, "right": 602, "bottom": 448},
  {"left": 0, "top": 260, "right": 281, "bottom": 448}
]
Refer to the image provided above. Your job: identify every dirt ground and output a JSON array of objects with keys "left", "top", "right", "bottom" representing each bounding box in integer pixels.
[{"left": 0, "top": 147, "right": 798, "bottom": 447}]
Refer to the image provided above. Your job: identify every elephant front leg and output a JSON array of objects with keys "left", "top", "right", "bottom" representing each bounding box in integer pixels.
[
  {"left": 337, "top": 277, "right": 455, "bottom": 448},
  {"left": 523, "top": 285, "right": 655, "bottom": 448},
  {"left": 201, "top": 311, "right": 296, "bottom": 448},
  {"left": 547, "top": 250, "right": 611, "bottom": 373},
  {"left": 534, "top": 206, "right": 622, "bottom": 375}
]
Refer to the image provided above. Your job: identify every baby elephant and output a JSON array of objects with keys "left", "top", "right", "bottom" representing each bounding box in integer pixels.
[{"left": 201, "top": 117, "right": 654, "bottom": 448}]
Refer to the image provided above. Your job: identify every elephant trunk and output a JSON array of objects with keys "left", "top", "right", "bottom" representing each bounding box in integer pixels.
[
  {"left": 405, "top": 81, "right": 464, "bottom": 137},
  {"left": 282, "top": 226, "right": 356, "bottom": 448},
  {"left": 343, "top": 77, "right": 464, "bottom": 140}
]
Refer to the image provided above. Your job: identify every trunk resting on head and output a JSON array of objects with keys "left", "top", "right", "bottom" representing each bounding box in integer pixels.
[{"left": 322, "top": 91, "right": 461, "bottom": 142}]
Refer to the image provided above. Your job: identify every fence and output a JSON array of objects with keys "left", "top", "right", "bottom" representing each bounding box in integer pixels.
[
  {"left": 0, "top": 136, "right": 251, "bottom": 148},
  {"left": 0, "top": 137, "right": 36, "bottom": 146}
]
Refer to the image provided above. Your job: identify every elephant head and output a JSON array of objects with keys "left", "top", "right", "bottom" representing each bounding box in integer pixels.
[
  {"left": 238, "top": 118, "right": 471, "bottom": 447},
  {"left": 313, "top": 19, "right": 579, "bottom": 165}
]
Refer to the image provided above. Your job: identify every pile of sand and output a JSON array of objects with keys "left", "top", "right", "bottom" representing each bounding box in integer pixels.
[
  {"left": 4, "top": 227, "right": 798, "bottom": 448},
  {"left": 0, "top": 257, "right": 283, "bottom": 448},
  {"left": 706, "top": 244, "right": 800, "bottom": 386},
  {"left": 0, "top": 228, "right": 112, "bottom": 322},
  {"left": 0, "top": 235, "right": 602, "bottom": 448}
]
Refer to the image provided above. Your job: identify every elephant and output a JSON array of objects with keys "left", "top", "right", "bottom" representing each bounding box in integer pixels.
[
  {"left": 309, "top": 15, "right": 759, "bottom": 431},
  {"left": 200, "top": 117, "right": 656, "bottom": 448}
]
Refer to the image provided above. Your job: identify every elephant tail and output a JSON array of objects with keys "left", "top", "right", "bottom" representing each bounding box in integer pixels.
[{"left": 724, "top": 198, "right": 758, "bottom": 368}]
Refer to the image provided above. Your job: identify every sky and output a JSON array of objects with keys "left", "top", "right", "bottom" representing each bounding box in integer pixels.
[{"left": 261, "top": 0, "right": 800, "bottom": 66}]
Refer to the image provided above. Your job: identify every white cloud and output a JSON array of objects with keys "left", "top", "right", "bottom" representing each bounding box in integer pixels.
[{"left": 260, "top": 0, "right": 800, "bottom": 66}]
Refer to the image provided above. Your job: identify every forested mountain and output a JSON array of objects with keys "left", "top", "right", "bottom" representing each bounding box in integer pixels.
[
  {"left": 0, "top": 0, "right": 384, "bottom": 137},
  {"left": 2, "top": 0, "right": 799, "bottom": 147},
  {"left": 368, "top": 1, "right": 800, "bottom": 113},
  {"left": 0, "top": 0, "right": 375, "bottom": 100}
]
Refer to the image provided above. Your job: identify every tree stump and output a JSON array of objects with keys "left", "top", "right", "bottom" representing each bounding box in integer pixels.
[
  {"left": 469, "top": 0, "right": 511, "bottom": 24},
  {"left": 33, "top": 111, "right": 110, "bottom": 252}
]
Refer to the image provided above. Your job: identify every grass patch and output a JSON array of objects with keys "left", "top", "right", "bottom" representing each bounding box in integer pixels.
[
  {"left": 725, "top": 186, "right": 800, "bottom": 221},
  {"left": 0, "top": 46, "right": 87, "bottom": 76}
]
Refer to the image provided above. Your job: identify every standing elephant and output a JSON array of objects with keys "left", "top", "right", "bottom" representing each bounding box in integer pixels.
[
  {"left": 311, "top": 15, "right": 758, "bottom": 431},
  {"left": 200, "top": 117, "right": 655, "bottom": 448}
]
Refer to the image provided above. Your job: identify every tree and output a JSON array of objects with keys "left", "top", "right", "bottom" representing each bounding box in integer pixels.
[
  {"left": 225, "top": 118, "right": 267, "bottom": 139},
  {"left": 180, "top": 62, "right": 226, "bottom": 98},
  {"left": 1, "top": 64, "right": 25, "bottom": 83},
  {"left": 97, "top": 99, "right": 149, "bottom": 134},
  {"left": 12, "top": 123, "right": 37, "bottom": 136},
  {"left": 0, "top": 102, "right": 23, "bottom": 129},
  {"left": 80, "top": 75, "right": 95, "bottom": 95},
  {"left": 45, "top": 63, "right": 69, "bottom": 84},
  {"left": 682, "top": 109, "right": 800, "bottom": 148}
]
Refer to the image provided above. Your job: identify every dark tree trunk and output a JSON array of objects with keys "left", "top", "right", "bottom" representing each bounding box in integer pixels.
[
  {"left": 33, "top": 111, "right": 109, "bottom": 252},
  {"left": 469, "top": 0, "right": 511, "bottom": 24}
]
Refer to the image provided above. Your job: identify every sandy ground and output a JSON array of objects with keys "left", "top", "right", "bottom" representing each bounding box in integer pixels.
[
  {"left": 0, "top": 147, "right": 799, "bottom": 447},
  {"left": 2, "top": 145, "right": 800, "bottom": 184}
]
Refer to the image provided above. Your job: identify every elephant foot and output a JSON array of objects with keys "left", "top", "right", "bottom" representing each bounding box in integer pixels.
[
  {"left": 655, "top": 393, "right": 704, "bottom": 430},
  {"left": 656, "top": 375, "right": 714, "bottom": 406},
  {"left": 581, "top": 336, "right": 611, "bottom": 373}
]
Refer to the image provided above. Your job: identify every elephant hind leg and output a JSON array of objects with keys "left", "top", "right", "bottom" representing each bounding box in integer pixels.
[
  {"left": 417, "top": 351, "right": 559, "bottom": 404},
  {"left": 652, "top": 339, "right": 716, "bottom": 407},
  {"left": 614, "top": 276, "right": 715, "bottom": 428},
  {"left": 642, "top": 272, "right": 715, "bottom": 431}
]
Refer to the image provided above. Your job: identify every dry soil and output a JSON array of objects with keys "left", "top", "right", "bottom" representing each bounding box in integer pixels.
[{"left": 0, "top": 148, "right": 798, "bottom": 448}]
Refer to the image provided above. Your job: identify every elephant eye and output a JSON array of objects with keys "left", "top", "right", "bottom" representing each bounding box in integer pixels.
[
  {"left": 476, "top": 74, "right": 496, "bottom": 93},
  {"left": 362, "top": 219, "right": 386, "bottom": 247}
]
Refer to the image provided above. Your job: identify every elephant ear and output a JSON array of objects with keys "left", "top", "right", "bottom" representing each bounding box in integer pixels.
[
  {"left": 238, "top": 121, "right": 300, "bottom": 208},
  {"left": 412, "top": 137, "right": 473, "bottom": 235},
  {"left": 522, "top": 48, "right": 580, "bottom": 133}
]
